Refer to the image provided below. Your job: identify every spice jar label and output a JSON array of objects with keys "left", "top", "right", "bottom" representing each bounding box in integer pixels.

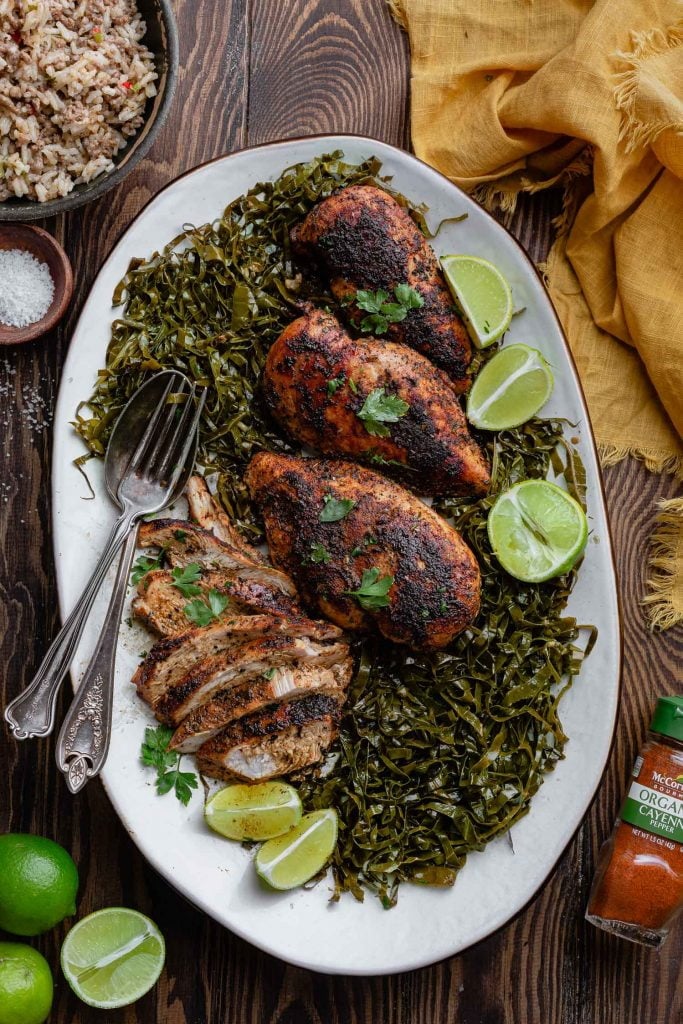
[{"left": 621, "top": 780, "right": 683, "bottom": 843}]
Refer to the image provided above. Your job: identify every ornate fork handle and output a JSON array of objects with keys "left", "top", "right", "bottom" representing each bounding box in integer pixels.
[
  {"left": 4, "top": 508, "right": 137, "bottom": 740},
  {"left": 56, "top": 528, "right": 139, "bottom": 793}
]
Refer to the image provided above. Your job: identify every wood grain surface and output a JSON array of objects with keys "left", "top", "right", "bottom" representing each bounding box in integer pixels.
[{"left": 1, "top": 2, "right": 681, "bottom": 1022}]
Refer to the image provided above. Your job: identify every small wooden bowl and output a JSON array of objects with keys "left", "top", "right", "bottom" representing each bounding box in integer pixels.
[{"left": 0, "top": 224, "right": 74, "bottom": 345}]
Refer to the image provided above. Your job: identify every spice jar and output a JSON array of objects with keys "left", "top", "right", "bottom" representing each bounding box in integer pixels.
[{"left": 586, "top": 695, "right": 683, "bottom": 947}]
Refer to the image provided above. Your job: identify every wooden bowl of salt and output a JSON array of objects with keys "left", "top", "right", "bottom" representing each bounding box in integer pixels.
[{"left": 0, "top": 224, "right": 73, "bottom": 345}]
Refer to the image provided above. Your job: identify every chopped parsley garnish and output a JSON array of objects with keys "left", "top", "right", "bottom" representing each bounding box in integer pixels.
[
  {"left": 327, "top": 376, "right": 345, "bottom": 395},
  {"left": 355, "top": 284, "right": 424, "bottom": 335},
  {"left": 184, "top": 588, "right": 230, "bottom": 626},
  {"left": 320, "top": 495, "right": 356, "bottom": 522},
  {"left": 131, "top": 554, "right": 162, "bottom": 585},
  {"left": 174, "top": 529, "right": 188, "bottom": 541},
  {"left": 348, "top": 378, "right": 358, "bottom": 395},
  {"left": 170, "top": 562, "right": 203, "bottom": 597},
  {"left": 344, "top": 567, "right": 394, "bottom": 610},
  {"left": 263, "top": 667, "right": 277, "bottom": 680},
  {"left": 357, "top": 388, "right": 410, "bottom": 438},
  {"left": 308, "top": 542, "right": 331, "bottom": 564},
  {"left": 140, "top": 725, "right": 198, "bottom": 806}
]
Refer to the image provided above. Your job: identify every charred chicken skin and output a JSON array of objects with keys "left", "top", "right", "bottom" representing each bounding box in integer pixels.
[
  {"left": 245, "top": 453, "right": 481, "bottom": 651},
  {"left": 263, "top": 307, "right": 489, "bottom": 497},
  {"left": 291, "top": 184, "right": 472, "bottom": 390}
]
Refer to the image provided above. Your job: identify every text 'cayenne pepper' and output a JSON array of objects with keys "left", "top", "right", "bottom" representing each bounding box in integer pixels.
[{"left": 586, "top": 695, "right": 683, "bottom": 947}]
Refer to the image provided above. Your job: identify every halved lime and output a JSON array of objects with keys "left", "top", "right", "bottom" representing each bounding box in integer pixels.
[
  {"left": 60, "top": 908, "right": 165, "bottom": 1010},
  {"left": 441, "top": 254, "right": 513, "bottom": 348},
  {"left": 205, "top": 781, "right": 302, "bottom": 841},
  {"left": 255, "top": 808, "right": 338, "bottom": 890},
  {"left": 467, "top": 344, "right": 553, "bottom": 430},
  {"left": 487, "top": 479, "right": 588, "bottom": 582}
]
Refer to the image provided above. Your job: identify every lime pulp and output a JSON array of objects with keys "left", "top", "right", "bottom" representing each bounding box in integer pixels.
[
  {"left": 487, "top": 479, "right": 588, "bottom": 582},
  {"left": 441, "top": 254, "right": 513, "bottom": 348},
  {"left": 255, "top": 808, "right": 338, "bottom": 890},
  {"left": 60, "top": 908, "right": 165, "bottom": 1010},
  {"left": 467, "top": 344, "right": 553, "bottom": 430},
  {"left": 205, "top": 781, "right": 302, "bottom": 841}
]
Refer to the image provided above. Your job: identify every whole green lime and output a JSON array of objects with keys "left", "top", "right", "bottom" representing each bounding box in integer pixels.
[
  {"left": 0, "top": 834, "right": 78, "bottom": 937},
  {"left": 0, "top": 943, "right": 53, "bottom": 1024}
]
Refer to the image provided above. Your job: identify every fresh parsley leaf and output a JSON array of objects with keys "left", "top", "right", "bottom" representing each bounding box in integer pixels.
[
  {"left": 141, "top": 725, "right": 175, "bottom": 770},
  {"left": 327, "top": 376, "right": 345, "bottom": 395},
  {"left": 357, "top": 283, "right": 424, "bottom": 335},
  {"left": 344, "top": 567, "right": 394, "bottom": 611},
  {"left": 393, "top": 283, "right": 424, "bottom": 309},
  {"left": 380, "top": 302, "right": 409, "bottom": 324},
  {"left": 170, "top": 562, "right": 203, "bottom": 597},
  {"left": 320, "top": 495, "right": 356, "bottom": 522},
  {"left": 184, "top": 588, "right": 229, "bottom": 626},
  {"left": 207, "top": 589, "right": 230, "bottom": 617},
  {"left": 360, "top": 312, "right": 390, "bottom": 335},
  {"left": 309, "top": 542, "right": 331, "bottom": 564},
  {"left": 356, "top": 288, "right": 389, "bottom": 313},
  {"left": 357, "top": 388, "right": 410, "bottom": 438},
  {"left": 131, "top": 554, "right": 162, "bottom": 585},
  {"left": 140, "top": 725, "right": 198, "bottom": 806}
]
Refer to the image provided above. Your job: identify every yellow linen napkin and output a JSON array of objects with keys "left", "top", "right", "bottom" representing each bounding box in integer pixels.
[{"left": 389, "top": 0, "right": 683, "bottom": 628}]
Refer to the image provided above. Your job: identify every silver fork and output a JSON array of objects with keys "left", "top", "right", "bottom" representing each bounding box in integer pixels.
[{"left": 5, "top": 376, "right": 206, "bottom": 742}]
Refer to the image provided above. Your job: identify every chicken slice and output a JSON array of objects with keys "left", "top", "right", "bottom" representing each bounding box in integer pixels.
[
  {"left": 195, "top": 693, "right": 342, "bottom": 782},
  {"left": 133, "top": 612, "right": 344, "bottom": 704},
  {"left": 245, "top": 453, "right": 481, "bottom": 651},
  {"left": 291, "top": 184, "right": 472, "bottom": 390},
  {"left": 137, "top": 519, "right": 297, "bottom": 595},
  {"left": 263, "top": 307, "right": 490, "bottom": 496},
  {"left": 169, "top": 659, "right": 353, "bottom": 753},
  {"left": 185, "top": 475, "right": 267, "bottom": 564},
  {"left": 132, "top": 567, "right": 299, "bottom": 637},
  {"left": 152, "top": 637, "right": 351, "bottom": 725}
]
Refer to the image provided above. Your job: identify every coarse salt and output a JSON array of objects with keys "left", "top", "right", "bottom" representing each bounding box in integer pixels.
[{"left": 0, "top": 248, "right": 55, "bottom": 328}]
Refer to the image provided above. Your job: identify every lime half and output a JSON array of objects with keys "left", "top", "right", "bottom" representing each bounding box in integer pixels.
[
  {"left": 441, "top": 254, "right": 513, "bottom": 348},
  {"left": 60, "top": 908, "right": 165, "bottom": 1010},
  {"left": 467, "top": 344, "right": 553, "bottom": 430},
  {"left": 255, "top": 809, "right": 338, "bottom": 890},
  {"left": 205, "top": 781, "right": 302, "bottom": 841},
  {"left": 488, "top": 479, "right": 588, "bottom": 582}
]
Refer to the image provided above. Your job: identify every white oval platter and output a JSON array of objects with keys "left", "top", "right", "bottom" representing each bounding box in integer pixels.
[{"left": 52, "top": 135, "right": 621, "bottom": 975}]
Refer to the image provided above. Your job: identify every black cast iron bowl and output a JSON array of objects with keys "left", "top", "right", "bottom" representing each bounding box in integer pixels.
[{"left": 0, "top": 0, "right": 178, "bottom": 222}]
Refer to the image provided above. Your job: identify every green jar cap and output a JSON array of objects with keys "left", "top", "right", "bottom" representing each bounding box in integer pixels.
[{"left": 650, "top": 696, "right": 683, "bottom": 741}]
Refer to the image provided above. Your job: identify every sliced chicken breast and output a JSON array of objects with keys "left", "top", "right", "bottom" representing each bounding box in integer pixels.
[
  {"left": 169, "top": 659, "right": 353, "bottom": 753},
  {"left": 133, "top": 567, "right": 299, "bottom": 637},
  {"left": 133, "top": 613, "right": 344, "bottom": 706},
  {"left": 196, "top": 693, "right": 342, "bottom": 782},
  {"left": 186, "top": 475, "right": 267, "bottom": 564},
  {"left": 152, "top": 637, "right": 351, "bottom": 725},
  {"left": 137, "top": 519, "right": 297, "bottom": 595}
]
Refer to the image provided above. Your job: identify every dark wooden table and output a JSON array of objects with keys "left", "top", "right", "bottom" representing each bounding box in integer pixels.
[{"left": 2, "top": 3, "right": 681, "bottom": 1022}]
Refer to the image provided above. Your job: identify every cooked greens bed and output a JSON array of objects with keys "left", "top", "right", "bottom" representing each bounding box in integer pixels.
[{"left": 75, "top": 152, "right": 595, "bottom": 907}]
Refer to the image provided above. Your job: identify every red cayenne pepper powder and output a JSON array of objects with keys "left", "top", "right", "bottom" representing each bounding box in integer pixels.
[{"left": 586, "top": 696, "right": 683, "bottom": 947}]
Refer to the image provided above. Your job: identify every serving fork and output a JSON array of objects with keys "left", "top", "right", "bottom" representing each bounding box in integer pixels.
[{"left": 5, "top": 371, "right": 205, "bottom": 751}]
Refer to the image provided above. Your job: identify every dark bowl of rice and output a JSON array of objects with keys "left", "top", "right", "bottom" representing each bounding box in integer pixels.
[{"left": 0, "top": 0, "right": 178, "bottom": 222}]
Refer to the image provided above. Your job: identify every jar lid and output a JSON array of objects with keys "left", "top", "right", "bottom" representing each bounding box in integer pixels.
[{"left": 650, "top": 696, "right": 683, "bottom": 741}]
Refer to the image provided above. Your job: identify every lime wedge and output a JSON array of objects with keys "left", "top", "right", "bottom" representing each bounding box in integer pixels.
[
  {"left": 487, "top": 479, "right": 588, "bottom": 582},
  {"left": 255, "top": 808, "right": 338, "bottom": 890},
  {"left": 467, "top": 344, "right": 553, "bottom": 430},
  {"left": 441, "top": 254, "right": 513, "bottom": 348},
  {"left": 60, "top": 908, "right": 165, "bottom": 1010},
  {"left": 205, "top": 781, "right": 302, "bottom": 841}
]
